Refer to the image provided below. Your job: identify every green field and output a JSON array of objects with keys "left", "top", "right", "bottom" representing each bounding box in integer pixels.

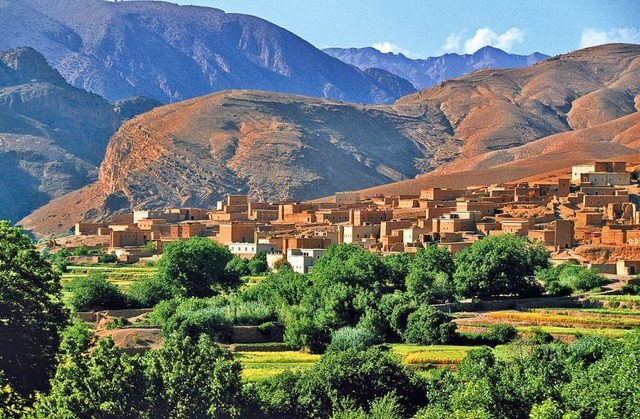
[
  {"left": 236, "top": 350, "right": 320, "bottom": 381},
  {"left": 61, "top": 265, "right": 158, "bottom": 289},
  {"left": 237, "top": 344, "right": 486, "bottom": 382}
]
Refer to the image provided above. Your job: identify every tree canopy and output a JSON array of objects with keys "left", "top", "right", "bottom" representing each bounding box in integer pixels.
[
  {"left": 454, "top": 235, "right": 548, "bottom": 298},
  {"left": 0, "top": 221, "right": 67, "bottom": 396},
  {"left": 157, "top": 237, "right": 241, "bottom": 298}
]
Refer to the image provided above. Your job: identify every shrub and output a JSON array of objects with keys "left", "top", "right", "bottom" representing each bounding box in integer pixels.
[
  {"left": 620, "top": 284, "right": 640, "bottom": 295},
  {"left": 487, "top": 324, "right": 518, "bottom": 344},
  {"left": 105, "top": 316, "right": 128, "bottom": 330},
  {"left": 72, "top": 246, "right": 89, "bottom": 256},
  {"left": 273, "top": 258, "right": 292, "bottom": 271},
  {"left": 327, "top": 326, "right": 376, "bottom": 352},
  {"left": 126, "top": 276, "right": 175, "bottom": 307},
  {"left": 98, "top": 253, "right": 118, "bottom": 264},
  {"left": 403, "top": 305, "right": 457, "bottom": 345},
  {"left": 67, "top": 273, "right": 129, "bottom": 311},
  {"left": 163, "top": 305, "right": 232, "bottom": 341},
  {"left": 529, "top": 328, "right": 554, "bottom": 344},
  {"left": 227, "top": 301, "right": 275, "bottom": 325}
]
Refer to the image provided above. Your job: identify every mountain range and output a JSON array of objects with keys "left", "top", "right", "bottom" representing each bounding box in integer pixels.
[
  {"left": 0, "top": 0, "right": 416, "bottom": 104},
  {"left": 20, "top": 43, "right": 640, "bottom": 237},
  {"left": 323, "top": 46, "right": 549, "bottom": 89}
]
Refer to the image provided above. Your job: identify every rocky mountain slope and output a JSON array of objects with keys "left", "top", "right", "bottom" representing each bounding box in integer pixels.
[
  {"left": 0, "top": 0, "right": 414, "bottom": 104},
  {"left": 324, "top": 46, "right": 549, "bottom": 89},
  {"left": 21, "top": 44, "right": 640, "bottom": 236},
  {"left": 0, "top": 47, "right": 119, "bottom": 223}
]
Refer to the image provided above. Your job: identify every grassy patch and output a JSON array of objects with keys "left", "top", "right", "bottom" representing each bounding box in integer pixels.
[
  {"left": 389, "top": 344, "right": 483, "bottom": 365},
  {"left": 486, "top": 311, "right": 640, "bottom": 329},
  {"left": 236, "top": 350, "right": 320, "bottom": 382}
]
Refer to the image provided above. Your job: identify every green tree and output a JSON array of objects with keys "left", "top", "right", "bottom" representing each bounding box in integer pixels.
[
  {"left": 454, "top": 235, "right": 548, "bottom": 298},
  {"left": 381, "top": 252, "right": 412, "bottom": 290},
  {"left": 0, "top": 221, "right": 68, "bottom": 396},
  {"left": 403, "top": 305, "right": 457, "bottom": 345},
  {"left": 254, "top": 347, "right": 426, "bottom": 418},
  {"left": 33, "top": 337, "right": 148, "bottom": 418},
  {"left": 67, "top": 272, "right": 129, "bottom": 311},
  {"left": 143, "top": 334, "right": 244, "bottom": 418},
  {"left": 248, "top": 250, "right": 269, "bottom": 275},
  {"left": 157, "top": 237, "right": 240, "bottom": 297},
  {"left": 406, "top": 246, "right": 456, "bottom": 303},
  {"left": 126, "top": 276, "right": 175, "bottom": 307},
  {"left": 226, "top": 255, "right": 250, "bottom": 277}
]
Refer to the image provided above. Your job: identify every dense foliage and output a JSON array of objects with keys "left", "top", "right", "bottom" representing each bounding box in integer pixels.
[
  {"left": 34, "top": 329, "right": 244, "bottom": 418},
  {"left": 0, "top": 221, "right": 67, "bottom": 397},
  {"left": 66, "top": 272, "right": 129, "bottom": 311},
  {"left": 537, "top": 263, "right": 608, "bottom": 295},
  {"left": 250, "top": 347, "right": 427, "bottom": 418},
  {"left": 454, "top": 234, "right": 548, "bottom": 298},
  {"left": 157, "top": 237, "right": 241, "bottom": 297}
]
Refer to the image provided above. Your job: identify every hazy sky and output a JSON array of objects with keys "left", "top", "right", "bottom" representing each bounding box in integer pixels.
[{"left": 170, "top": 0, "right": 639, "bottom": 57}]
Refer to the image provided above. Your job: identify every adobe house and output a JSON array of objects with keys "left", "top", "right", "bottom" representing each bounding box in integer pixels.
[
  {"left": 75, "top": 222, "right": 106, "bottom": 236},
  {"left": 335, "top": 191, "right": 360, "bottom": 206},
  {"left": 420, "top": 188, "right": 466, "bottom": 201},
  {"left": 341, "top": 224, "right": 380, "bottom": 244},
  {"left": 616, "top": 260, "right": 640, "bottom": 276}
]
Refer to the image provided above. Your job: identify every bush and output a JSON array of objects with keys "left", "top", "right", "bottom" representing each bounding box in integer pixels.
[
  {"left": 487, "top": 324, "right": 518, "bottom": 344},
  {"left": 67, "top": 273, "right": 129, "bottom": 311},
  {"left": 126, "top": 276, "right": 175, "bottom": 307},
  {"left": 327, "top": 326, "right": 376, "bottom": 352},
  {"left": 105, "top": 316, "right": 128, "bottom": 330},
  {"left": 620, "top": 284, "right": 640, "bottom": 295},
  {"left": 72, "top": 246, "right": 89, "bottom": 256},
  {"left": 403, "top": 305, "right": 457, "bottom": 345},
  {"left": 227, "top": 301, "right": 275, "bottom": 325},
  {"left": 164, "top": 305, "right": 232, "bottom": 341},
  {"left": 529, "top": 328, "right": 554, "bottom": 344},
  {"left": 98, "top": 253, "right": 118, "bottom": 264}
]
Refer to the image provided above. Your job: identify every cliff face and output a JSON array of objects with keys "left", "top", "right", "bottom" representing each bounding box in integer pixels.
[
  {"left": 0, "top": 0, "right": 414, "bottom": 104},
  {"left": 20, "top": 44, "right": 640, "bottom": 236},
  {"left": 0, "top": 47, "right": 119, "bottom": 222}
]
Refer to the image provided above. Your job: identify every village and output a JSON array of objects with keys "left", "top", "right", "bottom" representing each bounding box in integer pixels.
[{"left": 63, "top": 160, "right": 640, "bottom": 277}]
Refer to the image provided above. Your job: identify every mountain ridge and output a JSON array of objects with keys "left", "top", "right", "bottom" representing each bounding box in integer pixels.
[
  {"left": 323, "top": 45, "right": 549, "bottom": 89},
  {"left": 0, "top": 0, "right": 416, "bottom": 104}
]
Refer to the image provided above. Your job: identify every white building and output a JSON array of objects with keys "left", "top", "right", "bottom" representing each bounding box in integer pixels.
[
  {"left": 228, "top": 242, "right": 278, "bottom": 258},
  {"left": 286, "top": 248, "right": 325, "bottom": 274}
]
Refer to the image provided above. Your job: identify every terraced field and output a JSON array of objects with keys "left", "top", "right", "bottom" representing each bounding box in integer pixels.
[
  {"left": 236, "top": 344, "right": 492, "bottom": 382},
  {"left": 61, "top": 265, "right": 158, "bottom": 289}
]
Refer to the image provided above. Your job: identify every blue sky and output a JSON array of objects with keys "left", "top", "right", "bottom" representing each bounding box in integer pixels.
[{"left": 172, "top": 0, "right": 639, "bottom": 57}]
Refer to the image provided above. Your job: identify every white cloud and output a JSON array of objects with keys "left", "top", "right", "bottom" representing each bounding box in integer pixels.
[
  {"left": 372, "top": 41, "right": 415, "bottom": 58},
  {"left": 580, "top": 27, "right": 640, "bottom": 48},
  {"left": 440, "top": 27, "right": 525, "bottom": 54},
  {"left": 441, "top": 32, "right": 463, "bottom": 54}
]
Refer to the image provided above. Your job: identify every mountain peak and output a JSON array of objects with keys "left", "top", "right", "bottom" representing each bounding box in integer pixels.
[{"left": 0, "top": 46, "right": 67, "bottom": 86}]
